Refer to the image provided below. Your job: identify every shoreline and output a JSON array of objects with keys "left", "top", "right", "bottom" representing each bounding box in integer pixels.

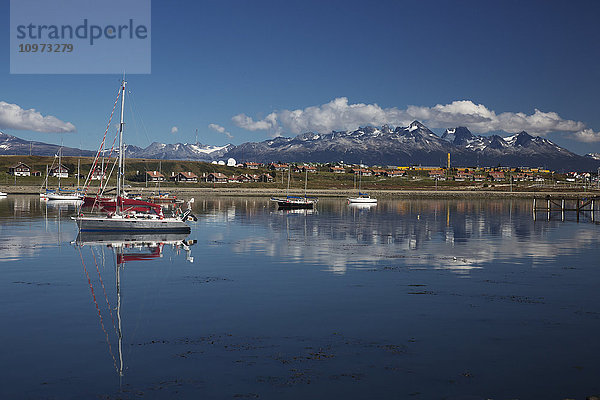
[{"left": 2, "top": 185, "right": 599, "bottom": 199}]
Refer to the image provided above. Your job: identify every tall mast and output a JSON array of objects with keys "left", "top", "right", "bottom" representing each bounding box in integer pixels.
[
  {"left": 117, "top": 80, "right": 127, "bottom": 212},
  {"left": 304, "top": 168, "right": 308, "bottom": 198},
  {"left": 287, "top": 165, "right": 291, "bottom": 197},
  {"left": 58, "top": 145, "right": 62, "bottom": 190}
]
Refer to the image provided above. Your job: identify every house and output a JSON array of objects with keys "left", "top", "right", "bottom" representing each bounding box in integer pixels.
[
  {"left": 146, "top": 170, "right": 165, "bottom": 182},
  {"left": 231, "top": 174, "right": 253, "bottom": 183},
  {"left": 330, "top": 166, "right": 346, "bottom": 173},
  {"left": 514, "top": 173, "right": 533, "bottom": 182},
  {"left": 302, "top": 165, "right": 317, "bottom": 173},
  {"left": 269, "top": 163, "right": 289, "bottom": 171},
  {"left": 50, "top": 164, "right": 69, "bottom": 178},
  {"left": 244, "top": 162, "right": 261, "bottom": 170},
  {"left": 454, "top": 171, "right": 473, "bottom": 181},
  {"left": 473, "top": 174, "right": 487, "bottom": 182},
  {"left": 175, "top": 171, "right": 198, "bottom": 183},
  {"left": 428, "top": 170, "right": 445, "bottom": 179},
  {"left": 349, "top": 168, "right": 372, "bottom": 176},
  {"left": 259, "top": 173, "right": 274, "bottom": 182},
  {"left": 386, "top": 170, "right": 406, "bottom": 178},
  {"left": 90, "top": 166, "right": 105, "bottom": 180},
  {"left": 371, "top": 169, "right": 387, "bottom": 176},
  {"left": 9, "top": 162, "right": 31, "bottom": 176},
  {"left": 488, "top": 171, "right": 505, "bottom": 181},
  {"left": 207, "top": 172, "right": 228, "bottom": 183}
]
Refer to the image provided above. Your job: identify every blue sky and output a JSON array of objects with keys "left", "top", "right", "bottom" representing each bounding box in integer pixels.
[{"left": 2, "top": 0, "right": 600, "bottom": 155}]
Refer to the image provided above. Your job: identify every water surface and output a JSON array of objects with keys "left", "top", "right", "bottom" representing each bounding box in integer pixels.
[{"left": 1, "top": 195, "right": 599, "bottom": 399}]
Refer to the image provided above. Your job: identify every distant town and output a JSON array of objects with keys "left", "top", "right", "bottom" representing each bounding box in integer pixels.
[{"left": 3, "top": 155, "right": 599, "bottom": 190}]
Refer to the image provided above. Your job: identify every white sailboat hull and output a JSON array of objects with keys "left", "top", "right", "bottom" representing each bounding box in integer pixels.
[
  {"left": 47, "top": 193, "right": 83, "bottom": 201},
  {"left": 348, "top": 196, "right": 378, "bottom": 204}
]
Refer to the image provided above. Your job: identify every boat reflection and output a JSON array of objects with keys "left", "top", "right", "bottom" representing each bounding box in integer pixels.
[
  {"left": 348, "top": 202, "right": 377, "bottom": 210},
  {"left": 72, "top": 232, "right": 196, "bottom": 378}
]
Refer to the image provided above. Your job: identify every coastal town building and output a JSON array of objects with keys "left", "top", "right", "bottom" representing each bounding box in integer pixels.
[
  {"left": 9, "top": 162, "right": 31, "bottom": 176},
  {"left": 206, "top": 172, "right": 228, "bottom": 183},
  {"left": 146, "top": 170, "right": 165, "bottom": 182},
  {"left": 330, "top": 166, "right": 346, "bottom": 173},
  {"left": 49, "top": 164, "right": 69, "bottom": 178},
  {"left": 174, "top": 171, "right": 198, "bottom": 182},
  {"left": 244, "top": 162, "right": 261, "bottom": 169}
]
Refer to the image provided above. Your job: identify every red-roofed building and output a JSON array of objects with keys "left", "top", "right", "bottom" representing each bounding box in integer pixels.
[
  {"left": 244, "top": 162, "right": 261, "bottom": 169},
  {"left": 349, "top": 168, "right": 372, "bottom": 176},
  {"left": 146, "top": 170, "right": 165, "bottom": 182},
  {"left": 207, "top": 172, "right": 228, "bottom": 183},
  {"left": 175, "top": 171, "right": 198, "bottom": 182},
  {"left": 269, "top": 163, "right": 289, "bottom": 171},
  {"left": 386, "top": 170, "right": 405, "bottom": 177}
]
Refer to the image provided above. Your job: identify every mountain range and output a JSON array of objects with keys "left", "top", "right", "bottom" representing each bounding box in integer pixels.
[
  {"left": 226, "top": 121, "right": 600, "bottom": 171},
  {"left": 2, "top": 122, "right": 600, "bottom": 171}
]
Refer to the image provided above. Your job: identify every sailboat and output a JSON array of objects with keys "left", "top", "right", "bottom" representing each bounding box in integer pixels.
[
  {"left": 348, "top": 167, "right": 377, "bottom": 204},
  {"left": 270, "top": 165, "right": 318, "bottom": 209},
  {"left": 46, "top": 146, "right": 83, "bottom": 201},
  {"left": 73, "top": 80, "right": 195, "bottom": 233}
]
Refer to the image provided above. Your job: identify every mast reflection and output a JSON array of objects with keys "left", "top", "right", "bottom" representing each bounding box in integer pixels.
[{"left": 73, "top": 232, "right": 196, "bottom": 377}]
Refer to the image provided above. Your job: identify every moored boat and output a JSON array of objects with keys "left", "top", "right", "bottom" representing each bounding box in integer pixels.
[
  {"left": 348, "top": 192, "right": 378, "bottom": 204},
  {"left": 271, "top": 166, "right": 318, "bottom": 209},
  {"left": 73, "top": 80, "right": 195, "bottom": 233},
  {"left": 271, "top": 195, "right": 318, "bottom": 209}
]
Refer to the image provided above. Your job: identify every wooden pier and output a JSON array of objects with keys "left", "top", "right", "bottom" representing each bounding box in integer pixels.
[{"left": 533, "top": 195, "right": 599, "bottom": 221}]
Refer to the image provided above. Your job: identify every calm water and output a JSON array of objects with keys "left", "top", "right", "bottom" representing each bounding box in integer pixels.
[{"left": 1, "top": 195, "right": 599, "bottom": 399}]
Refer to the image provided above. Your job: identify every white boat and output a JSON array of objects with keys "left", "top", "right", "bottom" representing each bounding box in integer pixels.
[
  {"left": 44, "top": 147, "right": 83, "bottom": 201},
  {"left": 348, "top": 193, "right": 378, "bottom": 204},
  {"left": 73, "top": 80, "right": 195, "bottom": 233},
  {"left": 348, "top": 167, "right": 377, "bottom": 204}
]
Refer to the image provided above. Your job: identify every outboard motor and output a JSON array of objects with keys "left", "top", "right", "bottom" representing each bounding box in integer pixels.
[{"left": 181, "top": 209, "right": 198, "bottom": 222}]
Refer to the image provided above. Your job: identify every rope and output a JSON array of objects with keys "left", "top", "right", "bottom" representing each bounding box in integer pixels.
[{"left": 79, "top": 85, "right": 122, "bottom": 213}]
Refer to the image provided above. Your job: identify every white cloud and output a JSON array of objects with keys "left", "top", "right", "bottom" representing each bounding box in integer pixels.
[
  {"left": 208, "top": 123, "right": 233, "bottom": 139},
  {"left": 231, "top": 113, "right": 277, "bottom": 131},
  {"left": 0, "top": 101, "right": 75, "bottom": 133},
  {"left": 231, "top": 98, "right": 595, "bottom": 141},
  {"left": 171, "top": 126, "right": 178, "bottom": 134},
  {"left": 571, "top": 129, "right": 600, "bottom": 143}
]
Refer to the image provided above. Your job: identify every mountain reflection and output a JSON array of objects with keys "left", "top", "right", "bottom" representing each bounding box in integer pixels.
[{"left": 193, "top": 197, "right": 600, "bottom": 275}]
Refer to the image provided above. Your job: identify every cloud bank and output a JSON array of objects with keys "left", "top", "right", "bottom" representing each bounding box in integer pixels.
[
  {"left": 208, "top": 123, "right": 233, "bottom": 139},
  {"left": 231, "top": 98, "right": 598, "bottom": 142},
  {"left": 0, "top": 101, "right": 75, "bottom": 133}
]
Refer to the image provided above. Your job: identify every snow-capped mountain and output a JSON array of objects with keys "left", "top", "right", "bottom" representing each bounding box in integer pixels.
[
  {"left": 0, "top": 131, "right": 95, "bottom": 156},
  {"left": 123, "top": 142, "right": 233, "bottom": 161},
  {"left": 0, "top": 130, "right": 232, "bottom": 161},
  {"left": 585, "top": 153, "right": 600, "bottom": 161},
  {"left": 225, "top": 122, "right": 600, "bottom": 171},
  {"left": 226, "top": 121, "right": 459, "bottom": 166}
]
